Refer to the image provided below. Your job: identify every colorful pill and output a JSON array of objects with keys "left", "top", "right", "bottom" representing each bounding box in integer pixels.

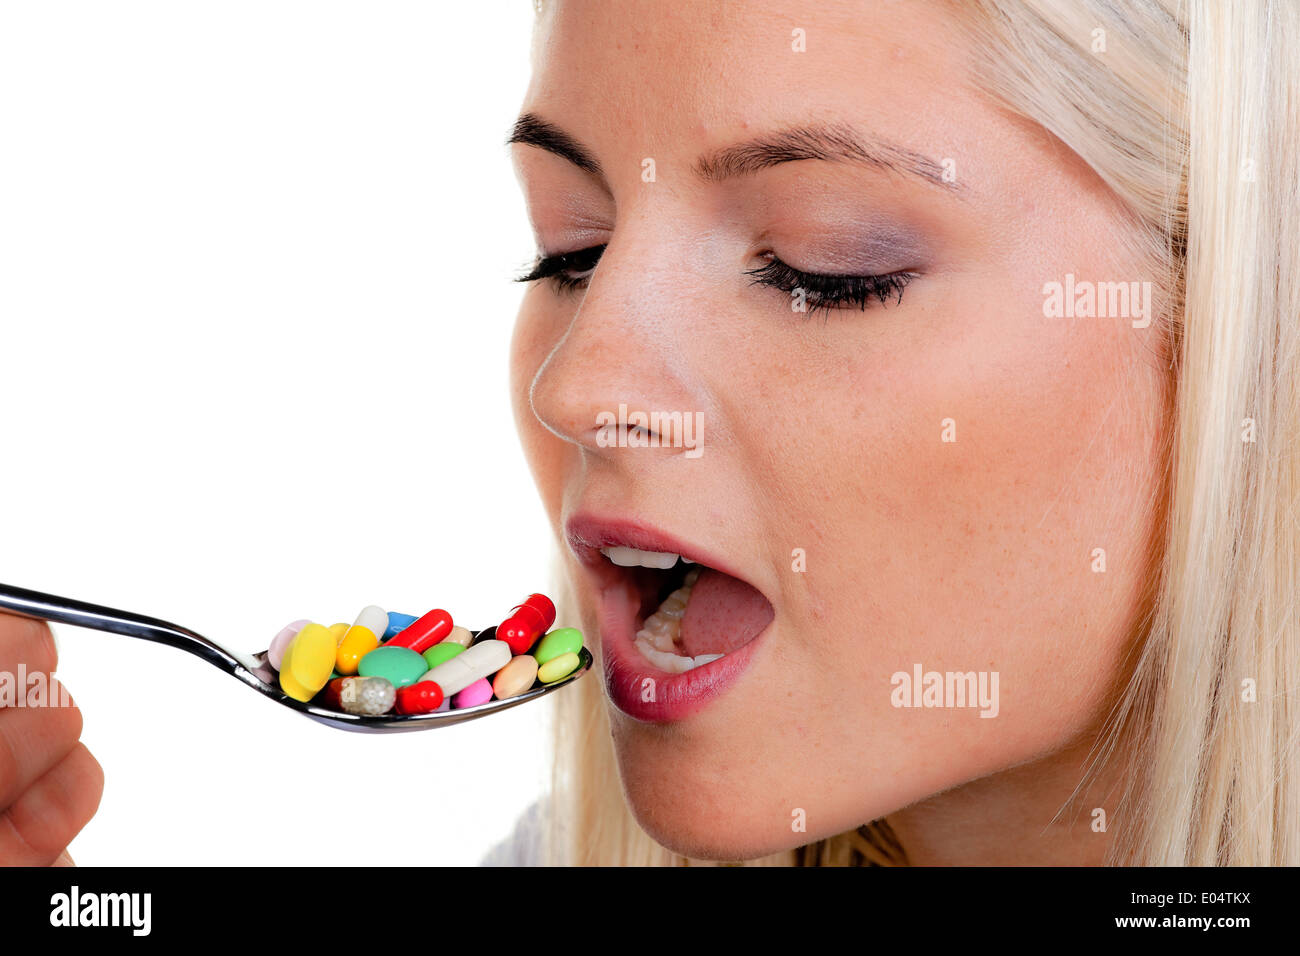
[
  {"left": 339, "top": 676, "right": 396, "bottom": 716},
  {"left": 497, "top": 594, "right": 555, "bottom": 656},
  {"left": 279, "top": 623, "right": 337, "bottom": 702},
  {"left": 321, "top": 677, "right": 346, "bottom": 709},
  {"left": 537, "top": 651, "right": 580, "bottom": 684},
  {"left": 533, "top": 627, "right": 583, "bottom": 665},
  {"left": 336, "top": 605, "right": 387, "bottom": 675},
  {"left": 418, "top": 639, "right": 512, "bottom": 697},
  {"left": 268, "top": 619, "right": 309, "bottom": 671},
  {"left": 422, "top": 642, "right": 464, "bottom": 670},
  {"left": 492, "top": 654, "right": 538, "bottom": 700},
  {"left": 453, "top": 678, "right": 493, "bottom": 709},
  {"left": 394, "top": 681, "right": 444, "bottom": 715},
  {"left": 383, "top": 611, "right": 418, "bottom": 640},
  {"left": 271, "top": 591, "right": 575, "bottom": 717},
  {"left": 386, "top": 608, "right": 453, "bottom": 654},
  {"left": 357, "top": 644, "right": 428, "bottom": 689},
  {"left": 441, "top": 625, "right": 474, "bottom": 648},
  {"left": 514, "top": 593, "right": 556, "bottom": 626},
  {"left": 505, "top": 593, "right": 555, "bottom": 645}
]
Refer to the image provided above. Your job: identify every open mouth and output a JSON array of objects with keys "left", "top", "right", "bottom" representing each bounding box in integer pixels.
[{"left": 598, "top": 545, "right": 775, "bottom": 674}]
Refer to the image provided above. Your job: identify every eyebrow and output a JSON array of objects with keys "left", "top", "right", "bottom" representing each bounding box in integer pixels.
[
  {"left": 507, "top": 112, "right": 959, "bottom": 193},
  {"left": 507, "top": 112, "right": 603, "bottom": 177}
]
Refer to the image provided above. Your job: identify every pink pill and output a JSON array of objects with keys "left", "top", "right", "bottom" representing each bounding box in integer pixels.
[
  {"left": 268, "top": 619, "right": 310, "bottom": 671},
  {"left": 452, "top": 677, "right": 493, "bottom": 709}
]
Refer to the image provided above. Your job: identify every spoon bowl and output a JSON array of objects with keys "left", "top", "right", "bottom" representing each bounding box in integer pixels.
[{"left": 0, "top": 582, "right": 591, "bottom": 733}]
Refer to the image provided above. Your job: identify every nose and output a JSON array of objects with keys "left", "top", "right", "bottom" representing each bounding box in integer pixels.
[{"left": 527, "top": 231, "right": 707, "bottom": 458}]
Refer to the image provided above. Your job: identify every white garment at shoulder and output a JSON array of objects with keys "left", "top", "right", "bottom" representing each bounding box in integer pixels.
[{"left": 479, "top": 798, "right": 548, "bottom": 866}]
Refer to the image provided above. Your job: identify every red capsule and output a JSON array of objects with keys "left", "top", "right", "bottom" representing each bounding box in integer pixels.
[
  {"left": 512, "top": 593, "right": 556, "bottom": 628},
  {"left": 497, "top": 593, "right": 556, "bottom": 656},
  {"left": 319, "top": 676, "right": 348, "bottom": 710},
  {"left": 386, "top": 608, "right": 453, "bottom": 654},
  {"left": 395, "top": 681, "right": 444, "bottom": 715}
]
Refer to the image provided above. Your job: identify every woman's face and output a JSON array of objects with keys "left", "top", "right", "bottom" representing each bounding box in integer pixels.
[{"left": 509, "top": 0, "right": 1168, "bottom": 859}]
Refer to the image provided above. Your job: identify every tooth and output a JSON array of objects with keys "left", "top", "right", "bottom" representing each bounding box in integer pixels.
[
  {"left": 601, "top": 546, "right": 682, "bottom": 569},
  {"left": 643, "top": 614, "right": 675, "bottom": 637},
  {"left": 639, "top": 575, "right": 701, "bottom": 646},
  {"left": 684, "top": 567, "right": 700, "bottom": 585},
  {"left": 636, "top": 627, "right": 678, "bottom": 653},
  {"left": 633, "top": 638, "right": 727, "bottom": 672},
  {"left": 603, "top": 546, "right": 644, "bottom": 567},
  {"left": 635, "top": 638, "right": 696, "bottom": 673},
  {"left": 657, "top": 601, "right": 686, "bottom": 621}
]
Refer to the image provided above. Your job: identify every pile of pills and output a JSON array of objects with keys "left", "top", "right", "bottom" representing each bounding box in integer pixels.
[{"left": 266, "top": 593, "right": 584, "bottom": 716}]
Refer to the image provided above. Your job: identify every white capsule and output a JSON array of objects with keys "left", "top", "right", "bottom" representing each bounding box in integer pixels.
[
  {"left": 418, "top": 639, "right": 512, "bottom": 696},
  {"left": 352, "top": 604, "right": 388, "bottom": 639}
]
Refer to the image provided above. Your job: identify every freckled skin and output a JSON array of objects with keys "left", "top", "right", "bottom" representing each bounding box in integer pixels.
[{"left": 509, "top": 0, "right": 1170, "bottom": 863}]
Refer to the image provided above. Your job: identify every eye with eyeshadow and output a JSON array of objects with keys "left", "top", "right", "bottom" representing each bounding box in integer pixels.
[
  {"left": 743, "top": 252, "right": 917, "bottom": 318},
  {"left": 514, "top": 245, "right": 605, "bottom": 293},
  {"left": 515, "top": 243, "right": 916, "bottom": 318}
]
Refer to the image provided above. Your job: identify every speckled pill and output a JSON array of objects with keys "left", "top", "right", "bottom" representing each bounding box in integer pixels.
[{"left": 339, "top": 676, "right": 396, "bottom": 716}]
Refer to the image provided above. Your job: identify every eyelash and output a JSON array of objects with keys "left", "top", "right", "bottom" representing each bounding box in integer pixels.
[
  {"left": 743, "top": 256, "right": 915, "bottom": 318},
  {"left": 514, "top": 246, "right": 604, "bottom": 293},
  {"left": 513, "top": 244, "right": 915, "bottom": 317}
]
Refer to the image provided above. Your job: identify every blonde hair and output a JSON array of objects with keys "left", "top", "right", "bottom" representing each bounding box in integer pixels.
[{"left": 544, "top": 0, "right": 1300, "bottom": 866}]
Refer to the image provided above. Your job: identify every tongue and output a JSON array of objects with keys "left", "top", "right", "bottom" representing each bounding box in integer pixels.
[{"left": 678, "top": 567, "right": 774, "bottom": 658}]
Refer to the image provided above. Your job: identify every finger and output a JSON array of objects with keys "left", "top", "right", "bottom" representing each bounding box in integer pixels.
[
  {"left": 0, "top": 743, "right": 104, "bottom": 865},
  {"left": 51, "top": 848, "right": 76, "bottom": 866},
  {"left": 0, "top": 614, "right": 59, "bottom": 675},
  {"left": 0, "top": 678, "right": 85, "bottom": 809}
]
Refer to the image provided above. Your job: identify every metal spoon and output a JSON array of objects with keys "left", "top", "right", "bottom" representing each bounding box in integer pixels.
[{"left": 0, "top": 581, "right": 591, "bottom": 733}]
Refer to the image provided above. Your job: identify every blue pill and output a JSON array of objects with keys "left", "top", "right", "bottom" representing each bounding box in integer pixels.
[{"left": 383, "top": 611, "right": 418, "bottom": 640}]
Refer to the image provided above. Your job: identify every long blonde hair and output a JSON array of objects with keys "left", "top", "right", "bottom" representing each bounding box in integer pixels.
[{"left": 544, "top": 0, "right": 1300, "bottom": 866}]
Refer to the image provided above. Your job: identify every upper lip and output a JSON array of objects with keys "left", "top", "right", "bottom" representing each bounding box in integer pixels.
[{"left": 564, "top": 512, "right": 765, "bottom": 599}]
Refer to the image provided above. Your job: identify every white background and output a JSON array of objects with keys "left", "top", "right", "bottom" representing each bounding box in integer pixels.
[{"left": 0, "top": 1, "right": 554, "bottom": 865}]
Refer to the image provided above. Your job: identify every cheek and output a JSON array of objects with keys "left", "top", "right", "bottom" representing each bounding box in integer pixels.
[{"left": 802, "top": 290, "right": 1167, "bottom": 773}]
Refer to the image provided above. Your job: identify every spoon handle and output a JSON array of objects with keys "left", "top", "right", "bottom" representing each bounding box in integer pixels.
[{"left": 0, "top": 581, "right": 260, "bottom": 673}]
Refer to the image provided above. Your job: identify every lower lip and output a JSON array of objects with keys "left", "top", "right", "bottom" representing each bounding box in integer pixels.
[{"left": 597, "top": 579, "right": 767, "bottom": 723}]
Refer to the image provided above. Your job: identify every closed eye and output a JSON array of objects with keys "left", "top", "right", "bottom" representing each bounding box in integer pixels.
[
  {"left": 744, "top": 254, "right": 916, "bottom": 318},
  {"left": 513, "top": 243, "right": 917, "bottom": 318},
  {"left": 514, "top": 245, "right": 606, "bottom": 293}
]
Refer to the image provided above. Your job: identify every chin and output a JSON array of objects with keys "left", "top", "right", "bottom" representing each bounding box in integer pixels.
[{"left": 610, "top": 739, "right": 806, "bottom": 862}]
